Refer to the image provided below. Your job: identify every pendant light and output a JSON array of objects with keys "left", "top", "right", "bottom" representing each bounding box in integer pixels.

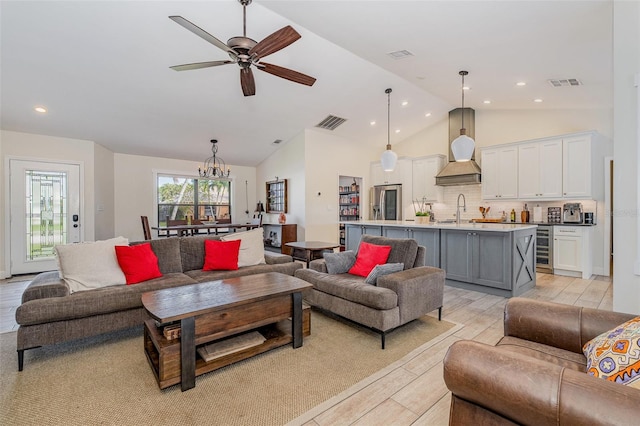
[
  {"left": 451, "top": 71, "right": 475, "bottom": 162},
  {"left": 380, "top": 88, "right": 398, "bottom": 172}
]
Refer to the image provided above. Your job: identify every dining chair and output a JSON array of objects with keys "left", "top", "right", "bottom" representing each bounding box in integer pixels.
[{"left": 140, "top": 216, "right": 152, "bottom": 240}]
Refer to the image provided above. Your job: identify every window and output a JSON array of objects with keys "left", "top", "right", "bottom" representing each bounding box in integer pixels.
[{"left": 157, "top": 174, "right": 231, "bottom": 225}]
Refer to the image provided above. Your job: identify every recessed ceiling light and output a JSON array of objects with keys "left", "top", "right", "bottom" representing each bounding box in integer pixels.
[
  {"left": 395, "top": 129, "right": 401, "bottom": 133},
  {"left": 34, "top": 106, "right": 47, "bottom": 113},
  {"left": 425, "top": 112, "right": 432, "bottom": 117},
  {"left": 370, "top": 121, "right": 376, "bottom": 126},
  {"left": 462, "top": 86, "right": 470, "bottom": 91},
  {"left": 401, "top": 101, "right": 408, "bottom": 106},
  {"left": 483, "top": 100, "right": 491, "bottom": 104},
  {"left": 516, "top": 82, "right": 526, "bottom": 86},
  {"left": 533, "top": 98, "right": 543, "bottom": 103}
]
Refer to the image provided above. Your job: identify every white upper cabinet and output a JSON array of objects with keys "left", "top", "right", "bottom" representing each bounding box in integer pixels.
[
  {"left": 412, "top": 155, "right": 445, "bottom": 202},
  {"left": 563, "top": 134, "right": 593, "bottom": 198},
  {"left": 518, "top": 139, "right": 563, "bottom": 199},
  {"left": 370, "top": 162, "right": 385, "bottom": 186},
  {"left": 481, "top": 146, "right": 518, "bottom": 199},
  {"left": 370, "top": 158, "right": 411, "bottom": 186}
]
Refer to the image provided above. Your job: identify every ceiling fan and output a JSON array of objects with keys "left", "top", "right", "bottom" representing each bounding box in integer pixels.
[{"left": 169, "top": 0, "right": 316, "bottom": 96}]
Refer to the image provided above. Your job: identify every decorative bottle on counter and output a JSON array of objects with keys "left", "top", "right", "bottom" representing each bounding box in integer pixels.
[
  {"left": 510, "top": 209, "right": 516, "bottom": 222},
  {"left": 521, "top": 204, "right": 530, "bottom": 223}
]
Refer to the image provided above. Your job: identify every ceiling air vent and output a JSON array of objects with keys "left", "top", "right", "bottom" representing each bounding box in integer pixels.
[
  {"left": 316, "top": 115, "right": 347, "bottom": 131},
  {"left": 386, "top": 50, "right": 414, "bottom": 60},
  {"left": 548, "top": 78, "right": 583, "bottom": 87}
]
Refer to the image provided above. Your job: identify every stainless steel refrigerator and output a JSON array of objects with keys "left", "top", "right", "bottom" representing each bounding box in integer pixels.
[{"left": 370, "top": 184, "right": 402, "bottom": 220}]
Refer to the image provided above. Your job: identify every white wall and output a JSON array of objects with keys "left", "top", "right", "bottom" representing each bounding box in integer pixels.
[
  {"left": 612, "top": 0, "right": 640, "bottom": 314},
  {"left": 1, "top": 131, "right": 97, "bottom": 277},
  {"left": 256, "top": 132, "right": 306, "bottom": 238},
  {"left": 93, "top": 143, "right": 115, "bottom": 240},
  {"left": 304, "top": 129, "right": 371, "bottom": 242},
  {"left": 113, "top": 153, "right": 256, "bottom": 242}
]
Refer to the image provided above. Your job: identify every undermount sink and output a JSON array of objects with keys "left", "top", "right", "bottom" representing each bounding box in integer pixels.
[{"left": 436, "top": 219, "right": 474, "bottom": 224}]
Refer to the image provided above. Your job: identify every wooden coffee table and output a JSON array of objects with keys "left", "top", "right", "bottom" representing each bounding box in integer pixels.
[{"left": 141, "top": 272, "right": 312, "bottom": 391}]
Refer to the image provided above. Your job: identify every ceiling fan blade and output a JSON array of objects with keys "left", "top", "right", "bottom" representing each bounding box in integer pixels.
[
  {"left": 258, "top": 62, "right": 316, "bottom": 87},
  {"left": 170, "top": 60, "right": 234, "bottom": 71},
  {"left": 169, "top": 16, "right": 237, "bottom": 56},
  {"left": 249, "top": 25, "right": 301, "bottom": 60},
  {"left": 240, "top": 68, "right": 256, "bottom": 96}
]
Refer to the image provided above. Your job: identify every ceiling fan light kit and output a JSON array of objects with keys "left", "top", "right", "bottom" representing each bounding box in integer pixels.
[
  {"left": 199, "top": 139, "right": 231, "bottom": 179},
  {"left": 169, "top": 0, "right": 316, "bottom": 96},
  {"left": 380, "top": 88, "right": 398, "bottom": 172},
  {"left": 451, "top": 70, "right": 476, "bottom": 162}
]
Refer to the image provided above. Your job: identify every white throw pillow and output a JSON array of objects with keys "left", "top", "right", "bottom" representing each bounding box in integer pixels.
[
  {"left": 55, "top": 236, "right": 129, "bottom": 293},
  {"left": 221, "top": 227, "right": 266, "bottom": 267}
]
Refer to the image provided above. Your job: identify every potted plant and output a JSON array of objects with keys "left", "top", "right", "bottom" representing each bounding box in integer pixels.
[{"left": 413, "top": 198, "right": 431, "bottom": 224}]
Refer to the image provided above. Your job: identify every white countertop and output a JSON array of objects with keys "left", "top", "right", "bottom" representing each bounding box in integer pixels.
[{"left": 341, "top": 220, "right": 538, "bottom": 232}]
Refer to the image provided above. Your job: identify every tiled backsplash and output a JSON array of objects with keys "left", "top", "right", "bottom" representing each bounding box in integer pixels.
[{"left": 420, "top": 184, "right": 599, "bottom": 223}]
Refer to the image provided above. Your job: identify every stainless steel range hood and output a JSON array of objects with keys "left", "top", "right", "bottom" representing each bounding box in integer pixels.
[{"left": 435, "top": 108, "right": 482, "bottom": 186}]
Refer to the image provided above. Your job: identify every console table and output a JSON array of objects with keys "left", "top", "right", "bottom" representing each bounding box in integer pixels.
[{"left": 263, "top": 223, "right": 297, "bottom": 255}]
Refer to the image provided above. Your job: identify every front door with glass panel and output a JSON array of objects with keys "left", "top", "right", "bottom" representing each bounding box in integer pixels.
[{"left": 9, "top": 160, "right": 81, "bottom": 274}]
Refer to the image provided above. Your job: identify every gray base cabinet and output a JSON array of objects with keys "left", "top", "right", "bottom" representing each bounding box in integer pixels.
[
  {"left": 441, "top": 228, "right": 536, "bottom": 297},
  {"left": 345, "top": 225, "right": 382, "bottom": 251},
  {"left": 383, "top": 227, "right": 440, "bottom": 267},
  {"left": 441, "top": 230, "right": 510, "bottom": 289},
  {"left": 343, "top": 222, "right": 536, "bottom": 298}
]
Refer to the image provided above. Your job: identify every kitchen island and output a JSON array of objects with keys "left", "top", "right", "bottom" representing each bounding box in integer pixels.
[{"left": 342, "top": 220, "right": 537, "bottom": 298}]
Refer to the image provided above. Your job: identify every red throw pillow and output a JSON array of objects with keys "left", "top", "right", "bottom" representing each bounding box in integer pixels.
[
  {"left": 348, "top": 242, "right": 392, "bottom": 277},
  {"left": 203, "top": 239, "right": 241, "bottom": 271},
  {"left": 114, "top": 243, "right": 162, "bottom": 285}
]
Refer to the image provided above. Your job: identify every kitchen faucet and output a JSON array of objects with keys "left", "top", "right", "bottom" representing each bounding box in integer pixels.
[{"left": 456, "top": 193, "right": 466, "bottom": 225}]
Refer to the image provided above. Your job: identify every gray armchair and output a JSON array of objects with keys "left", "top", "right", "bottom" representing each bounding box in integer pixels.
[{"left": 294, "top": 235, "right": 445, "bottom": 348}]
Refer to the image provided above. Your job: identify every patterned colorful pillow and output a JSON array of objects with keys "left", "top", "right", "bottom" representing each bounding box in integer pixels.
[{"left": 583, "top": 316, "right": 640, "bottom": 389}]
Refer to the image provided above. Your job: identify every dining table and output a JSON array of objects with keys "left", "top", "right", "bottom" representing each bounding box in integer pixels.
[{"left": 151, "top": 222, "right": 260, "bottom": 237}]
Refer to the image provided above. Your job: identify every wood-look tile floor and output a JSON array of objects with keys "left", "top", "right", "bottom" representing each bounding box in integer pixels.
[
  {"left": 289, "top": 273, "right": 613, "bottom": 426},
  {"left": 0, "top": 273, "right": 613, "bottom": 425}
]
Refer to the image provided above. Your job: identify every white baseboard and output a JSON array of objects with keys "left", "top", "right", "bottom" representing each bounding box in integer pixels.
[{"left": 0, "top": 270, "right": 9, "bottom": 279}]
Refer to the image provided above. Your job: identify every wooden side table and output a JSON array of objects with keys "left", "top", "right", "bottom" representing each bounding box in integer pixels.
[{"left": 285, "top": 241, "right": 340, "bottom": 267}]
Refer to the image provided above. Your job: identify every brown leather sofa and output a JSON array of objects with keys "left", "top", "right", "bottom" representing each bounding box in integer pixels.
[{"left": 443, "top": 298, "right": 640, "bottom": 425}]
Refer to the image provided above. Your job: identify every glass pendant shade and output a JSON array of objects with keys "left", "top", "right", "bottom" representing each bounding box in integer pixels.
[
  {"left": 381, "top": 146, "right": 398, "bottom": 171},
  {"left": 380, "top": 88, "right": 397, "bottom": 172},
  {"left": 451, "top": 133, "right": 475, "bottom": 162},
  {"left": 452, "top": 71, "right": 476, "bottom": 162}
]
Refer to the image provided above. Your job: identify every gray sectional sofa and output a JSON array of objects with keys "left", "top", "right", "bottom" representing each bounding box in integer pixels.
[
  {"left": 15, "top": 235, "right": 302, "bottom": 370},
  {"left": 294, "top": 235, "right": 445, "bottom": 348}
]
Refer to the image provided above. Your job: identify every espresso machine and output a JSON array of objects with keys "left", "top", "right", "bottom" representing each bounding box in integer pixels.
[{"left": 562, "top": 203, "right": 583, "bottom": 223}]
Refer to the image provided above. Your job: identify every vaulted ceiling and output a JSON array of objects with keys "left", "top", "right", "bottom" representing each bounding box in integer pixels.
[{"left": 0, "top": 1, "right": 613, "bottom": 167}]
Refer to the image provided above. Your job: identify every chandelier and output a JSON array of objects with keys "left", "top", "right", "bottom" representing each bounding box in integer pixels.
[{"left": 199, "top": 139, "right": 231, "bottom": 179}]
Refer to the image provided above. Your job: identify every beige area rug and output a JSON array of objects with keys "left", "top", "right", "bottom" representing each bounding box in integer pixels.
[{"left": 0, "top": 311, "right": 455, "bottom": 426}]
